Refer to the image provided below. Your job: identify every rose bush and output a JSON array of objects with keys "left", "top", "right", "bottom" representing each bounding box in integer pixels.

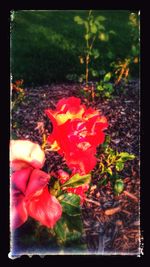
[
  {"left": 56, "top": 169, "right": 89, "bottom": 204},
  {"left": 10, "top": 140, "right": 62, "bottom": 229},
  {"left": 45, "top": 97, "right": 108, "bottom": 174}
]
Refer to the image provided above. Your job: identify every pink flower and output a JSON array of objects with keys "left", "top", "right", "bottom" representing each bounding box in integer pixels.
[{"left": 10, "top": 140, "right": 62, "bottom": 229}]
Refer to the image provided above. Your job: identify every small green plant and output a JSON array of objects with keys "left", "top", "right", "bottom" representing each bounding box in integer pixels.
[
  {"left": 97, "top": 135, "right": 135, "bottom": 195},
  {"left": 74, "top": 10, "right": 107, "bottom": 86},
  {"left": 74, "top": 11, "right": 116, "bottom": 101},
  {"left": 11, "top": 79, "right": 25, "bottom": 109},
  {"left": 95, "top": 71, "right": 114, "bottom": 99}
]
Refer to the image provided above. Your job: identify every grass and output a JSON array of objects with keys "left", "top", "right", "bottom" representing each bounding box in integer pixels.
[{"left": 11, "top": 10, "right": 138, "bottom": 86}]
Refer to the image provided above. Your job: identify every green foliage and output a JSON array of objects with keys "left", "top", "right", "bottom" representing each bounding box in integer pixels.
[
  {"left": 12, "top": 10, "right": 138, "bottom": 85},
  {"left": 96, "top": 72, "right": 114, "bottom": 99},
  {"left": 98, "top": 135, "right": 135, "bottom": 194},
  {"left": 54, "top": 193, "right": 84, "bottom": 248},
  {"left": 58, "top": 193, "right": 81, "bottom": 216},
  {"left": 54, "top": 215, "right": 83, "bottom": 247}
]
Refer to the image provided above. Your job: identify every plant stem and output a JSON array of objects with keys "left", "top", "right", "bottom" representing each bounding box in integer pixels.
[{"left": 85, "top": 54, "right": 89, "bottom": 85}]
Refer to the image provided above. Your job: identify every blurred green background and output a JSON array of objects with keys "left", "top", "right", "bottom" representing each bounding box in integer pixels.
[{"left": 11, "top": 10, "right": 139, "bottom": 86}]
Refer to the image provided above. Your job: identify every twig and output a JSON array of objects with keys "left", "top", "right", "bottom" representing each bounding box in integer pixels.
[
  {"left": 122, "top": 209, "right": 131, "bottom": 215},
  {"left": 84, "top": 197, "right": 101, "bottom": 206},
  {"left": 104, "top": 206, "right": 121, "bottom": 216},
  {"left": 123, "top": 190, "right": 138, "bottom": 202}
]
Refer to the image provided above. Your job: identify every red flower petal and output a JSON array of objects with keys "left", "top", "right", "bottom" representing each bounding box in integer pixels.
[
  {"left": 11, "top": 190, "right": 28, "bottom": 229},
  {"left": 65, "top": 147, "right": 97, "bottom": 175},
  {"left": 57, "top": 169, "right": 70, "bottom": 184},
  {"left": 56, "top": 97, "right": 81, "bottom": 112},
  {"left": 45, "top": 109, "right": 58, "bottom": 129},
  {"left": 11, "top": 167, "right": 33, "bottom": 194},
  {"left": 25, "top": 169, "right": 50, "bottom": 198},
  {"left": 27, "top": 187, "right": 62, "bottom": 228},
  {"left": 10, "top": 160, "right": 31, "bottom": 171}
]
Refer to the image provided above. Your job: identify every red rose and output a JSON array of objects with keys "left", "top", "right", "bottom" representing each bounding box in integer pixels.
[{"left": 45, "top": 97, "right": 108, "bottom": 174}]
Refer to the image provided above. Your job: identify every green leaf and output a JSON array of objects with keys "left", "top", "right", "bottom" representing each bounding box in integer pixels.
[
  {"left": 99, "top": 32, "right": 109, "bottom": 41},
  {"left": 104, "top": 83, "right": 113, "bottom": 92},
  {"left": 65, "top": 230, "right": 81, "bottom": 244},
  {"left": 131, "top": 45, "right": 138, "bottom": 56},
  {"left": 107, "top": 167, "right": 113, "bottom": 176},
  {"left": 91, "top": 69, "right": 99, "bottom": 77},
  {"left": 54, "top": 215, "right": 83, "bottom": 246},
  {"left": 97, "top": 85, "right": 104, "bottom": 91},
  {"left": 59, "top": 193, "right": 81, "bottom": 216},
  {"left": 91, "top": 24, "right": 97, "bottom": 33},
  {"left": 74, "top": 16, "right": 84, "bottom": 25},
  {"left": 104, "top": 72, "right": 111, "bottom": 82},
  {"left": 95, "top": 23, "right": 105, "bottom": 31},
  {"left": 84, "top": 34, "right": 90, "bottom": 40},
  {"left": 98, "top": 177, "right": 108, "bottom": 186},
  {"left": 119, "top": 152, "right": 135, "bottom": 161},
  {"left": 96, "top": 15, "right": 106, "bottom": 22},
  {"left": 92, "top": 49, "right": 100, "bottom": 59},
  {"left": 116, "top": 161, "right": 124, "bottom": 171},
  {"left": 109, "top": 30, "right": 116, "bottom": 35},
  {"left": 104, "top": 92, "right": 111, "bottom": 98},
  {"left": 54, "top": 217, "right": 66, "bottom": 242},
  {"left": 50, "top": 180, "right": 60, "bottom": 196},
  {"left": 62, "top": 173, "right": 91, "bottom": 188},
  {"left": 114, "top": 179, "right": 124, "bottom": 194},
  {"left": 64, "top": 213, "right": 83, "bottom": 232}
]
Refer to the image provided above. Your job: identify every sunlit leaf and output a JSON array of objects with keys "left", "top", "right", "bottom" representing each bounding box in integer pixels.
[
  {"left": 84, "top": 34, "right": 90, "bottom": 40},
  {"left": 116, "top": 161, "right": 124, "bottom": 171},
  {"left": 62, "top": 173, "right": 91, "bottom": 188},
  {"left": 104, "top": 72, "right": 112, "bottom": 82},
  {"left": 107, "top": 167, "right": 113, "bottom": 176},
  {"left": 119, "top": 152, "right": 135, "bottom": 161},
  {"left": 91, "top": 24, "right": 97, "bottom": 33},
  {"left": 74, "top": 16, "right": 84, "bottom": 25},
  {"left": 97, "top": 85, "right": 104, "bottom": 91},
  {"left": 114, "top": 179, "right": 124, "bottom": 194},
  {"left": 99, "top": 32, "right": 109, "bottom": 41}
]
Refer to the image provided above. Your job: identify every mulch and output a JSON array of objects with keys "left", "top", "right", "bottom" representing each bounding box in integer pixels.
[{"left": 11, "top": 80, "right": 140, "bottom": 255}]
